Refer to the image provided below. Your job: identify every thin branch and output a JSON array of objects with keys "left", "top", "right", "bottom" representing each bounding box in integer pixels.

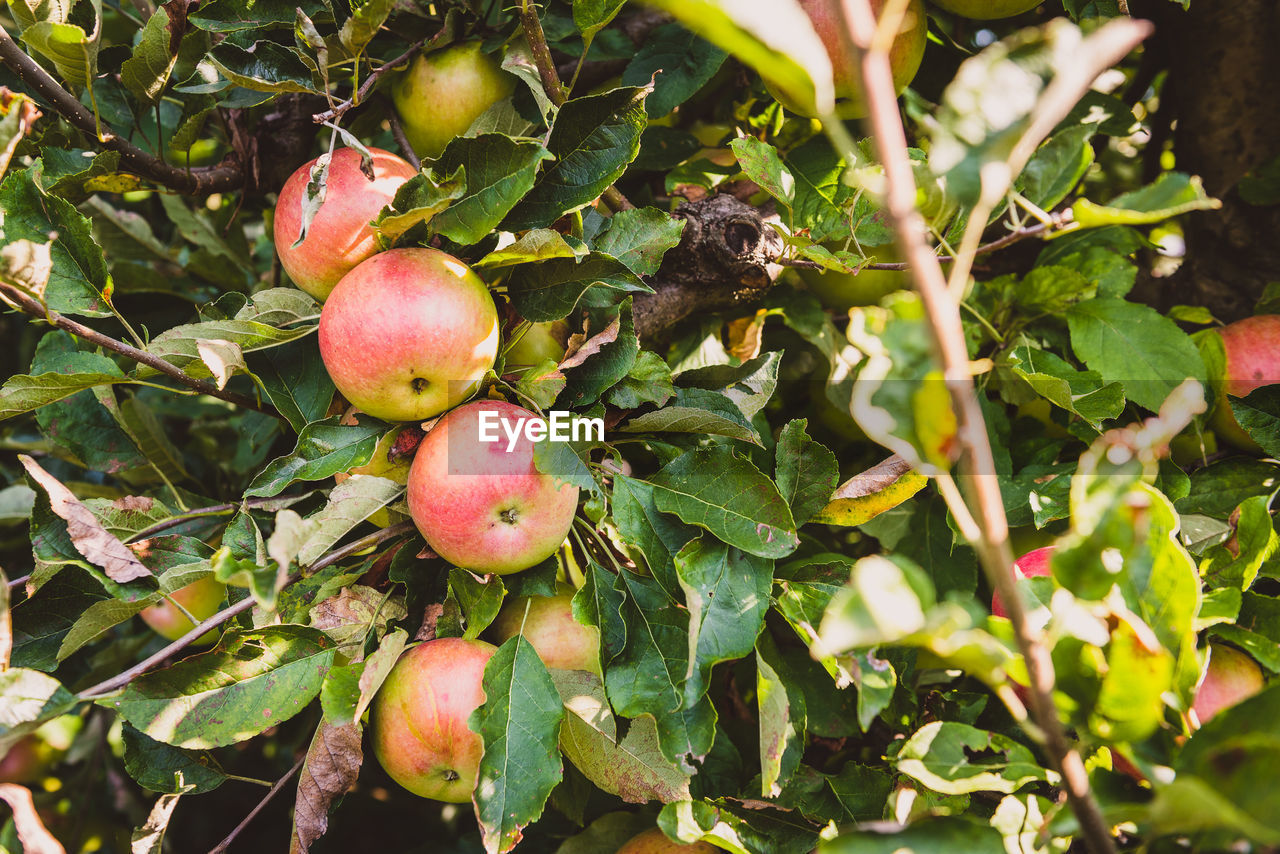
[
  {"left": 776, "top": 215, "right": 1071, "bottom": 271},
  {"left": 205, "top": 754, "right": 305, "bottom": 854},
  {"left": 0, "top": 281, "right": 284, "bottom": 421},
  {"left": 126, "top": 497, "right": 307, "bottom": 543},
  {"left": 832, "top": 2, "right": 1118, "bottom": 852},
  {"left": 519, "top": 0, "right": 634, "bottom": 213},
  {"left": 77, "top": 522, "right": 416, "bottom": 699},
  {"left": 6, "top": 574, "right": 30, "bottom": 591},
  {"left": 0, "top": 24, "right": 243, "bottom": 194},
  {"left": 312, "top": 37, "right": 428, "bottom": 124},
  {"left": 387, "top": 110, "right": 420, "bottom": 170}
]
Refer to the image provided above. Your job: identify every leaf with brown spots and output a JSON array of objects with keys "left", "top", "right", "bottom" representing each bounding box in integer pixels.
[{"left": 20, "top": 455, "right": 151, "bottom": 583}]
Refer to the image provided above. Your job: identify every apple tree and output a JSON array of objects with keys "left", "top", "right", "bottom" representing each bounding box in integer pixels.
[{"left": 0, "top": 0, "right": 1278, "bottom": 851}]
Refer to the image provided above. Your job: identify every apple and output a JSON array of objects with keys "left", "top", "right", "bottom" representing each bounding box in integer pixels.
[
  {"left": 139, "top": 575, "right": 226, "bottom": 644},
  {"left": 370, "top": 637, "right": 495, "bottom": 801},
  {"left": 931, "top": 0, "right": 1044, "bottom": 19},
  {"left": 489, "top": 584, "right": 601, "bottom": 673},
  {"left": 616, "top": 828, "right": 716, "bottom": 853},
  {"left": 0, "top": 715, "right": 82, "bottom": 784},
  {"left": 273, "top": 146, "right": 418, "bottom": 301},
  {"left": 505, "top": 320, "right": 570, "bottom": 369},
  {"left": 1192, "top": 643, "right": 1265, "bottom": 726},
  {"left": 767, "top": 0, "right": 927, "bottom": 119},
  {"left": 318, "top": 248, "right": 500, "bottom": 422},
  {"left": 392, "top": 41, "right": 517, "bottom": 160},
  {"left": 1210, "top": 315, "right": 1280, "bottom": 452},
  {"left": 408, "top": 400, "right": 580, "bottom": 574},
  {"left": 799, "top": 246, "right": 907, "bottom": 312},
  {"left": 991, "top": 546, "right": 1053, "bottom": 618}
]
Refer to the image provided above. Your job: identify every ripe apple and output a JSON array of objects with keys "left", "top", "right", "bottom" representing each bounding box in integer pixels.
[
  {"left": 991, "top": 546, "right": 1053, "bottom": 618},
  {"left": 799, "top": 245, "right": 907, "bottom": 311},
  {"left": 318, "top": 248, "right": 500, "bottom": 423},
  {"left": 273, "top": 147, "right": 417, "bottom": 301},
  {"left": 1192, "top": 643, "right": 1265, "bottom": 726},
  {"left": 392, "top": 41, "right": 517, "bottom": 160},
  {"left": 489, "top": 584, "right": 600, "bottom": 673},
  {"left": 931, "top": 0, "right": 1043, "bottom": 19},
  {"left": 407, "top": 400, "right": 580, "bottom": 574},
  {"left": 767, "top": 0, "right": 927, "bottom": 119},
  {"left": 370, "top": 637, "right": 495, "bottom": 802},
  {"left": 616, "top": 828, "right": 716, "bottom": 853},
  {"left": 505, "top": 320, "right": 571, "bottom": 369},
  {"left": 1210, "top": 315, "right": 1280, "bottom": 452},
  {"left": 139, "top": 575, "right": 226, "bottom": 644}
]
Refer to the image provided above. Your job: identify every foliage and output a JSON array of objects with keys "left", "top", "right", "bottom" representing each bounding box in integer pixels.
[{"left": 0, "top": 0, "right": 1275, "bottom": 852}]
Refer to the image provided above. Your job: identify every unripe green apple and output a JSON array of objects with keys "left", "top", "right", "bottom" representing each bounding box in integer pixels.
[
  {"left": 767, "top": 0, "right": 927, "bottom": 119},
  {"left": 317, "top": 248, "right": 500, "bottom": 422},
  {"left": 1210, "top": 315, "right": 1280, "bottom": 452},
  {"left": 407, "top": 401, "right": 580, "bottom": 574},
  {"left": 139, "top": 575, "right": 226, "bottom": 644},
  {"left": 931, "top": 0, "right": 1044, "bottom": 19},
  {"left": 505, "top": 321, "right": 570, "bottom": 369},
  {"left": 991, "top": 546, "right": 1052, "bottom": 618},
  {"left": 489, "top": 584, "right": 600, "bottom": 673},
  {"left": 616, "top": 828, "right": 716, "bottom": 853},
  {"left": 799, "top": 246, "right": 907, "bottom": 311},
  {"left": 0, "top": 715, "right": 82, "bottom": 784},
  {"left": 371, "top": 637, "right": 495, "bottom": 801},
  {"left": 273, "top": 147, "right": 417, "bottom": 301},
  {"left": 392, "top": 41, "right": 517, "bottom": 160},
  {"left": 1192, "top": 643, "right": 1265, "bottom": 726}
]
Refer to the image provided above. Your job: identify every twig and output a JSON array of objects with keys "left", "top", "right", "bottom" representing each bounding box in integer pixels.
[
  {"left": 775, "top": 215, "right": 1070, "bottom": 271},
  {"left": 832, "top": 2, "right": 1117, "bottom": 852},
  {"left": 519, "top": 0, "right": 635, "bottom": 213},
  {"left": 78, "top": 522, "right": 416, "bottom": 699},
  {"left": 0, "top": 24, "right": 243, "bottom": 195},
  {"left": 6, "top": 574, "right": 30, "bottom": 591},
  {"left": 126, "top": 497, "right": 306, "bottom": 543},
  {"left": 0, "top": 281, "right": 283, "bottom": 421},
  {"left": 387, "top": 110, "right": 420, "bottom": 170},
  {"left": 312, "top": 38, "right": 428, "bottom": 124},
  {"left": 205, "top": 755, "right": 306, "bottom": 854}
]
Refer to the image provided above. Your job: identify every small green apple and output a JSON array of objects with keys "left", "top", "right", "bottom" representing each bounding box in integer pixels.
[
  {"left": 392, "top": 41, "right": 517, "bottom": 160},
  {"left": 799, "top": 245, "right": 907, "bottom": 311},
  {"left": 139, "top": 575, "right": 226, "bottom": 644},
  {"left": 505, "top": 320, "right": 570, "bottom": 369}
]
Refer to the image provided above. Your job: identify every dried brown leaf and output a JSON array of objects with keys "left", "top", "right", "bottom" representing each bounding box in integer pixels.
[
  {"left": 0, "top": 783, "right": 65, "bottom": 854},
  {"left": 131, "top": 792, "right": 183, "bottom": 854},
  {"left": 290, "top": 722, "right": 363, "bottom": 854},
  {"left": 560, "top": 316, "right": 621, "bottom": 370},
  {"left": 20, "top": 455, "right": 151, "bottom": 583}
]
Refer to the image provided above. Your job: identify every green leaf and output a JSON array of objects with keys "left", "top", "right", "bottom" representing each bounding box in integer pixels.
[
  {"left": 1018, "top": 124, "right": 1096, "bottom": 210},
  {"left": 0, "top": 668, "right": 77, "bottom": 754},
  {"left": 105, "top": 626, "right": 336, "bottom": 748},
  {"left": 552, "top": 669, "right": 692, "bottom": 804},
  {"left": 0, "top": 370, "right": 140, "bottom": 420},
  {"left": 450, "top": 570, "right": 506, "bottom": 640},
  {"left": 120, "top": 8, "right": 178, "bottom": 104},
  {"left": 601, "top": 569, "right": 716, "bottom": 769},
  {"left": 319, "top": 628, "right": 407, "bottom": 727},
  {"left": 642, "top": 0, "right": 834, "bottom": 118},
  {"left": 573, "top": 0, "right": 627, "bottom": 43},
  {"left": 676, "top": 350, "right": 782, "bottom": 419},
  {"left": 1002, "top": 344, "right": 1124, "bottom": 429},
  {"left": 896, "top": 721, "right": 1055, "bottom": 795},
  {"left": 372, "top": 166, "right": 466, "bottom": 244},
  {"left": 1071, "top": 172, "right": 1222, "bottom": 228},
  {"left": 430, "top": 135, "right": 554, "bottom": 246},
  {"left": 143, "top": 319, "right": 312, "bottom": 376},
  {"left": 506, "top": 252, "right": 651, "bottom": 322},
  {"left": 605, "top": 350, "right": 675, "bottom": 409},
  {"left": 811, "top": 458, "right": 929, "bottom": 529},
  {"left": 817, "top": 555, "right": 933, "bottom": 653},
  {"left": 121, "top": 724, "right": 227, "bottom": 795},
  {"left": 1, "top": 164, "right": 111, "bottom": 315},
  {"left": 209, "top": 40, "right": 319, "bottom": 93},
  {"left": 477, "top": 229, "right": 586, "bottom": 269},
  {"left": 504, "top": 88, "right": 648, "bottom": 230},
  {"left": 621, "top": 387, "right": 762, "bottom": 445},
  {"left": 249, "top": 336, "right": 335, "bottom": 433},
  {"left": 731, "top": 137, "right": 794, "bottom": 208},
  {"left": 246, "top": 416, "right": 385, "bottom": 498},
  {"left": 649, "top": 446, "right": 799, "bottom": 559},
  {"left": 1066, "top": 297, "right": 1206, "bottom": 412},
  {"left": 610, "top": 475, "right": 694, "bottom": 598},
  {"left": 558, "top": 301, "right": 638, "bottom": 408},
  {"left": 820, "top": 817, "right": 1003, "bottom": 853},
  {"left": 339, "top": 0, "right": 395, "bottom": 56},
  {"left": 190, "top": 0, "right": 328, "bottom": 32},
  {"left": 774, "top": 420, "right": 839, "bottom": 526},
  {"left": 470, "top": 635, "right": 565, "bottom": 854},
  {"left": 1229, "top": 385, "right": 1280, "bottom": 458},
  {"left": 675, "top": 538, "right": 772, "bottom": 706},
  {"left": 756, "top": 648, "right": 801, "bottom": 798},
  {"left": 620, "top": 23, "right": 728, "bottom": 117},
  {"left": 592, "top": 208, "right": 686, "bottom": 276},
  {"left": 15, "top": 0, "right": 102, "bottom": 89},
  {"left": 1176, "top": 458, "right": 1280, "bottom": 518}
]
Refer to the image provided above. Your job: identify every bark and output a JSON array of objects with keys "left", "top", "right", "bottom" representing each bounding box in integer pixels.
[
  {"left": 633, "top": 194, "right": 785, "bottom": 341},
  {"left": 1131, "top": 0, "right": 1280, "bottom": 321}
]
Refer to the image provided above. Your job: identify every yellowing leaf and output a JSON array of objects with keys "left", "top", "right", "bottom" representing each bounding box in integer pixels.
[{"left": 811, "top": 455, "right": 927, "bottom": 527}]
